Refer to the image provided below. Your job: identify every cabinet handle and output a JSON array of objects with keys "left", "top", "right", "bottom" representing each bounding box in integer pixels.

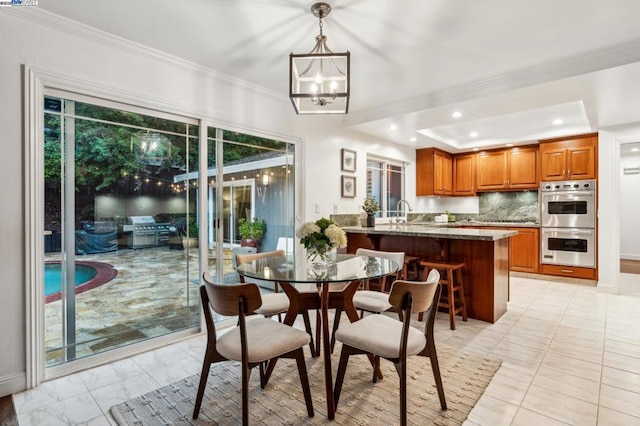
[
  {"left": 567, "top": 170, "right": 571, "bottom": 176},
  {"left": 560, "top": 269, "right": 574, "bottom": 273}
]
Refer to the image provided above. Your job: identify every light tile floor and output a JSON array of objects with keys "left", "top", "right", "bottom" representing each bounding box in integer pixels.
[{"left": 14, "top": 273, "right": 640, "bottom": 425}]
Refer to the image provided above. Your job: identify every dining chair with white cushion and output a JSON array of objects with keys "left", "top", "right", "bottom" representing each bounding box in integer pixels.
[
  {"left": 330, "top": 248, "right": 404, "bottom": 352},
  {"left": 236, "top": 250, "right": 290, "bottom": 319},
  {"left": 236, "top": 249, "right": 318, "bottom": 356},
  {"left": 333, "top": 270, "right": 446, "bottom": 425},
  {"left": 193, "top": 272, "right": 314, "bottom": 423}
]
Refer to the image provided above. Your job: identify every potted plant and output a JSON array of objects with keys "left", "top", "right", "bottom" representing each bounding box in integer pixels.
[
  {"left": 362, "top": 196, "right": 380, "bottom": 227},
  {"left": 238, "top": 217, "right": 266, "bottom": 248},
  {"left": 182, "top": 216, "right": 198, "bottom": 249}
]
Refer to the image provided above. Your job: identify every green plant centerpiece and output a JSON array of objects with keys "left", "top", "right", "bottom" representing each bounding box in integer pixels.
[
  {"left": 297, "top": 217, "right": 347, "bottom": 273},
  {"left": 362, "top": 196, "right": 380, "bottom": 227},
  {"left": 238, "top": 217, "right": 266, "bottom": 248}
]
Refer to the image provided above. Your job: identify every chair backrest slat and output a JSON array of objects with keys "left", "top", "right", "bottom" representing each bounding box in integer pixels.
[
  {"left": 236, "top": 249, "right": 285, "bottom": 266},
  {"left": 355, "top": 248, "right": 405, "bottom": 270},
  {"left": 202, "top": 272, "right": 263, "bottom": 317},
  {"left": 388, "top": 269, "right": 440, "bottom": 313}
]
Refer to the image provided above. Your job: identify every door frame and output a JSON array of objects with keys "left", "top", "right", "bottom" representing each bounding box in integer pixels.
[{"left": 24, "top": 66, "right": 303, "bottom": 387}]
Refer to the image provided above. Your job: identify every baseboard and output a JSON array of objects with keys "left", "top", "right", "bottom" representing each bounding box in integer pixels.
[
  {"left": 621, "top": 254, "right": 640, "bottom": 261},
  {"left": 0, "top": 372, "right": 25, "bottom": 398}
]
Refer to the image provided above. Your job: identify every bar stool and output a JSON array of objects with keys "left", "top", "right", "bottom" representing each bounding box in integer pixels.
[
  {"left": 402, "top": 255, "right": 422, "bottom": 281},
  {"left": 419, "top": 260, "right": 468, "bottom": 330}
]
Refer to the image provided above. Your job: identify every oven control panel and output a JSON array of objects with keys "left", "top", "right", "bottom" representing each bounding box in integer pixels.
[{"left": 541, "top": 179, "right": 596, "bottom": 192}]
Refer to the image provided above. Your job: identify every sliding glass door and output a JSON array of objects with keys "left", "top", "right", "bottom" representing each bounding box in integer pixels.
[
  {"left": 205, "top": 128, "right": 296, "bottom": 283},
  {"left": 40, "top": 91, "right": 298, "bottom": 373},
  {"left": 43, "top": 93, "right": 200, "bottom": 367}
]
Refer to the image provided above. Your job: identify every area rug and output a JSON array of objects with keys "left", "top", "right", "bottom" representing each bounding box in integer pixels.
[{"left": 110, "top": 343, "right": 501, "bottom": 425}]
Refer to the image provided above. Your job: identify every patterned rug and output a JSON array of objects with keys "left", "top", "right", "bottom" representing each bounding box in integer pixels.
[{"left": 110, "top": 343, "right": 501, "bottom": 425}]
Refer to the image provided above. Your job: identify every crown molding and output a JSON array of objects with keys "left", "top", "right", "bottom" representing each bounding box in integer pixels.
[
  {"left": 345, "top": 38, "right": 640, "bottom": 128},
  {"left": 3, "top": 8, "right": 288, "bottom": 104}
]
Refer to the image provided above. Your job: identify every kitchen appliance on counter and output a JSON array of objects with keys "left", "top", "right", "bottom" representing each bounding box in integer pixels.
[{"left": 540, "top": 180, "right": 596, "bottom": 268}]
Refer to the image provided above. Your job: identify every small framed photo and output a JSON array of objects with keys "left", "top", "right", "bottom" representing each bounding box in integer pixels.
[
  {"left": 341, "top": 175, "right": 356, "bottom": 198},
  {"left": 341, "top": 148, "right": 357, "bottom": 172}
]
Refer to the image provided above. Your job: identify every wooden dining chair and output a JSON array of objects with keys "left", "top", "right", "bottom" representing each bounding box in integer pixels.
[
  {"left": 333, "top": 270, "right": 446, "bottom": 426},
  {"left": 236, "top": 250, "right": 290, "bottom": 319},
  {"left": 236, "top": 249, "right": 318, "bottom": 357},
  {"left": 330, "top": 248, "right": 405, "bottom": 352},
  {"left": 193, "top": 272, "right": 314, "bottom": 424}
]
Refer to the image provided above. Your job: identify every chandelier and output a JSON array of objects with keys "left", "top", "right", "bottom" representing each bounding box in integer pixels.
[{"left": 289, "top": 2, "right": 350, "bottom": 114}]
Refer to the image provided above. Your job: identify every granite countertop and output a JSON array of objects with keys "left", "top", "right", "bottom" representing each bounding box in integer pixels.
[
  {"left": 419, "top": 221, "right": 540, "bottom": 228},
  {"left": 342, "top": 224, "right": 518, "bottom": 241}
]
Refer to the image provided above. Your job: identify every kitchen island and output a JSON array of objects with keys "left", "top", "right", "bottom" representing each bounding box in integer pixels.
[{"left": 343, "top": 224, "right": 518, "bottom": 323}]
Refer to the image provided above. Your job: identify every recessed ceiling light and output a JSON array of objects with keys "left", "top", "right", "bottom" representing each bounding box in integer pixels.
[
  {"left": 631, "top": 147, "right": 640, "bottom": 152},
  {"left": 452, "top": 111, "right": 462, "bottom": 118},
  {"left": 409, "top": 137, "right": 417, "bottom": 142},
  {"left": 552, "top": 118, "right": 564, "bottom": 125},
  {"left": 389, "top": 124, "right": 397, "bottom": 131},
  {"left": 506, "top": 143, "right": 514, "bottom": 147},
  {"left": 469, "top": 132, "right": 478, "bottom": 138}
]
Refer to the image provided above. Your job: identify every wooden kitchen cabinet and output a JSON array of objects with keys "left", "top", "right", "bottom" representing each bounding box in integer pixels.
[
  {"left": 539, "top": 134, "right": 597, "bottom": 181},
  {"left": 475, "top": 146, "right": 538, "bottom": 191},
  {"left": 416, "top": 148, "right": 452, "bottom": 196},
  {"left": 466, "top": 226, "right": 539, "bottom": 273},
  {"left": 453, "top": 153, "right": 475, "bottom": 195},
  {"left": 508, "top": 227, "right": 539, "bottom": 273}
]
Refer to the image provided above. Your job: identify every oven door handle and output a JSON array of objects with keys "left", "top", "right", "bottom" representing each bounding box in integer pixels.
[
  {"left": 543, "top": 228, "right": 594, "bottom": 235},
  {"left": 542, "top": 191, "right": 594, "bottom": 198}
]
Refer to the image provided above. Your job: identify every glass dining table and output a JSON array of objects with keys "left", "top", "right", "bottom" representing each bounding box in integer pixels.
[{"left": 235, "top": 253, "right": 400, "bottom": 420}]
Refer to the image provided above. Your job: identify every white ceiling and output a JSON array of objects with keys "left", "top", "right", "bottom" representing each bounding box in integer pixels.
[{"left": 35, "top": 0, "right": 640, "bottom": 151}]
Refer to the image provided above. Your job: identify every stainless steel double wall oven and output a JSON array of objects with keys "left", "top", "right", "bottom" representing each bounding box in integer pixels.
[{"left": 540, "top": 180, "right": 596, "bottom": 268}]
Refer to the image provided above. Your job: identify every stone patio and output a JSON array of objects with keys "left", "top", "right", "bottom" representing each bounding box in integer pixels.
[{"left": 44, "top": 246, "right": 236, "bottom": 366}]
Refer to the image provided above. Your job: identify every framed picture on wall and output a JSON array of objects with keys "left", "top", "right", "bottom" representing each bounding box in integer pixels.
[
  {"left": 341, "top": 148, "right": 356, "bottom": 172},
  {"left": 341, "top": 175, "right": 356, "bottom": 198}
]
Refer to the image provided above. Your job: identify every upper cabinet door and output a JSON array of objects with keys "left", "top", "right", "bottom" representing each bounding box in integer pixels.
[
  {"left": 540, "top": 148, "right": 567, "bottom": 180},
  {"left": 566, "top": 145, "right": 596, "bottom": 179},
  {"left": 416, "top": 148, "right": 452, "bottom": 196},
  {"left": 508, "top": 147, "right": 538, "bottom": 188},
  {"left": 435, "top": 151, "right": 452, "bottom": 195},
  {"left": 539, "top": 134, "right": 597, "bottom": 181},
  {"left": 476, "top": 150, "right": 508, "bottom": 190},
  {"left": 453, "top": 153, "right": 475, "bottom": 195}
]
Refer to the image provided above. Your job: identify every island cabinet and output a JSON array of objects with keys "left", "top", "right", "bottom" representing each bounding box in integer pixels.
[
  {"left": 475, "top": 146, "right": 539, "bottom": 191},
  {"left": 507, "top": 227, "right": 539, "bottom": 273},
  {"left": 461, "top": 226, "right": 540, "bottom": 273},
  {"left": 344, "top": 226, "right": 516, "bottom": 323},
  {"left": 416, "top": 148, "right": 453, "bottom": 196},
  {"left": 453, "top": 153, "right": 475, "bottom": 195},
  {"left": 539, "top": 134, "right": 597, "bottom": 181}
]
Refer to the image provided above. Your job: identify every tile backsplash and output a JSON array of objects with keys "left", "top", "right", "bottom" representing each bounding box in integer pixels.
[
  {"left": 476, "top": 191, "right": 539, "bottom": 222},
  {"left": 332, "top": 190, "right": 539, "bottom": 225}
]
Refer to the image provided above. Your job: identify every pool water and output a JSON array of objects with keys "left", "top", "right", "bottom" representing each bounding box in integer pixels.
[{"left": 44, "top": 263, "right": 97, "bottom": 296}]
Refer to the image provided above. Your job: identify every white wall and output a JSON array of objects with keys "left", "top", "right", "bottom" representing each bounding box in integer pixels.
[
  {"left": 300, "top": 127, "right": 416, "bottom": 220},
  {"left": 620, "top": 152, "right": 640, "bottom": 260},
  {"left": 0, "top": 10, "right": 416, "bottom": 395}
]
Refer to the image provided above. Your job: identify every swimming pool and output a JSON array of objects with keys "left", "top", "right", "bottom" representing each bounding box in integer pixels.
[{"left": 44, "top": 261, "right": 117, "bottom": 303}]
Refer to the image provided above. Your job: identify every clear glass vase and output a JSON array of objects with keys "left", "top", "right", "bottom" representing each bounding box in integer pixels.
[{"left": 306, "top": 246, "right": 337, "bottom": 274}]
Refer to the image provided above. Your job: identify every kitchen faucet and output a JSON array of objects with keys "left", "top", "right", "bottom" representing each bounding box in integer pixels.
[{"left": 394, "top": 200, "right": 413, "bottom": 224}]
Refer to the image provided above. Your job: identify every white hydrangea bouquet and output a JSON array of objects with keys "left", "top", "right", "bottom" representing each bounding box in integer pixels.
[{"left": 296, "top": 217, "right": 347, "bottom": 266}]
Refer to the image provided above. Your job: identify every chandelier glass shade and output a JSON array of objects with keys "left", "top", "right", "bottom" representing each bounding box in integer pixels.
[{"left": 289, "top": 2, "right": 350, "bottom": 114}]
